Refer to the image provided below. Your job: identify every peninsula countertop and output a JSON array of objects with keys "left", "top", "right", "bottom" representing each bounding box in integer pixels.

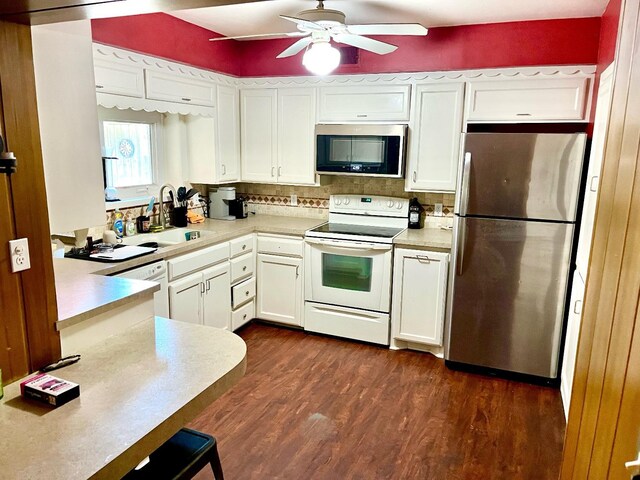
[{"left": 0, "top": 317, "right": 247, "bottom": 480}]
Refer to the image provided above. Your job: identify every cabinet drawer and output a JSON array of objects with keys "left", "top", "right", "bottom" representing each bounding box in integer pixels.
[
  {"left": 94, "top": 59, "right": 144, "bottom": 98},
  {"left": 466, "top": 78, "right": 590, "bottom": 122},
  {"left": 257, "top": 234, "right": 303, "bottom": 257},
  {"left": 167, "top": 242, "right": 229, "bottom": 281},
  {"left": 232, "top": 299, "right": 255, "bottom": 331},
  {"left": 318, "top": 85, "right": 411, "bottom": 122},
  {"left": 145, "top": 70, "right": 216, "bottom": 107},
  {"left": 230, "top": 234, "right": 254, "bottom": 258},
  {"left": 232, "top": 276, "right": 256, "bottom": 309},
  {"left": 230, "top": 252, "right": 255, "bottom": 284}
]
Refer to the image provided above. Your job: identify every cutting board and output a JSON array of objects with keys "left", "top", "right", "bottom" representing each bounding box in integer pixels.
[{"left": 90, "top": 245, "right": 157, "bottom": 262}]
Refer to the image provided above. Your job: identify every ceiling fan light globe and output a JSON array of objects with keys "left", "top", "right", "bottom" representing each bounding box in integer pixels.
[{"left": 302, "top": 42, "right": 341, "bottom": 75}]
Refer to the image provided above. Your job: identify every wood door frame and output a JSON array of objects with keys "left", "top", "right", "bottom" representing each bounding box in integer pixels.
[{"left": 560, "top": 0, "right": 640, "bottom": 476}]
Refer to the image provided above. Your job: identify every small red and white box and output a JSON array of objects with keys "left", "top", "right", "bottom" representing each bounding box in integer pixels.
[{"left": 20, "top": 373, "right": 80, "bottom": 407}]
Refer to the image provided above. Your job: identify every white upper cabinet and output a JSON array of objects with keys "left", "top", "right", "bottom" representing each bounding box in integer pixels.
[
  {"left": 94, "top": 58, "right": 144, "bottom": 98},
  {"left": 465, "top": 78, "right": 590, "bottom": 122},
  {"left": 215, "top": 85, "right": 241, "bottom": 182},
  {"left": 241, "top": 88, "right": 278, "bottom": 182},
  {"left": 145, "top": 70, "right": 216, "bottom": 107},
  {"left": 406, "top": 82, "right": 465, "bottom": 192},
  {"left": 576, "top": 65, "right": 614, "bottom": 281},
  {"left": 32, "top": 21, "right": 106, "bottom": 233},
  {"left": 185, "top": 115, "right": 217, "bottom": 184},
  {"left": 277, "top": 88, "right": 317, "bottom": 185},
  {"left": 241, "top": 87, "right": 316, "bottom": 185},
  {"left": 318, "top": 85, "right": 411, "bottom": 122}
]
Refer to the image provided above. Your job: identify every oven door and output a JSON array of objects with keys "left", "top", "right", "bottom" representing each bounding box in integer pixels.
[{"left": 305, "top": 237, "right": 393, "bottom": 312}]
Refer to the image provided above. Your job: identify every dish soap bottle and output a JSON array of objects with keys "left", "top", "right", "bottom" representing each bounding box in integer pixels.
[
  {"left": 408, "top": 197, "right": 424, "bottom": 229},
  {"left": 113, "top": 209, "right": 125, "bottom": 238},
  {"left": 125, "top": 215, "right": 136, "bottom": 237}
]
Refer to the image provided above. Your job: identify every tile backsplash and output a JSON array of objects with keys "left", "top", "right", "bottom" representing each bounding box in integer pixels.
[{"left": 233, "top": 176, "right": 455, "bottom": 219}]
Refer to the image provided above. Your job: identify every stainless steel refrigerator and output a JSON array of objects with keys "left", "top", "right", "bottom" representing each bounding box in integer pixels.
[{"left": 445, "top": 132, "right": 587, "bottom": 380}]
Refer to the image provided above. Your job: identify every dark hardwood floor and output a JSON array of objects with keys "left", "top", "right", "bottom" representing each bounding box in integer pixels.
[{"left": 190, "top": 322, "right": 565, "bottom": 479}]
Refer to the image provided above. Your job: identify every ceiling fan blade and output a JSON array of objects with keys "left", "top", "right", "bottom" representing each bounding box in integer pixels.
[
  {"left": 280, "top": 15, "right": 326, "bottom": 32},
  {"left": 276, "top": 37, "right": 314, "bottom": 58},
  {"left": 210, "top": 32, "right": 308, "bottom": 41},
  {"left": 333, "top": 34, "right": 398, "bottom": 55},
  {"left": 346, "top": 24, "right": 428, "bottom": 36}
]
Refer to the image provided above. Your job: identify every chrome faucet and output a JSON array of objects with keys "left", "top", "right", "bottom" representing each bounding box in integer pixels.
[{"left": 158, "top": 183, "right": 176, "bottom": 228}]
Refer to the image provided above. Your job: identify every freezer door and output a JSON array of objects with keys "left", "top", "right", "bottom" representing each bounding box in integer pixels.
[
  {"left": 446, "top": 216, "right": 574, "bottom": 378},
  {"left": 457, "top": 133, "right": 586, "bottom": 221}
]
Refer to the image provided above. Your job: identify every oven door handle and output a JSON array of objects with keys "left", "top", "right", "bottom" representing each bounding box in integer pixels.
[{"left": 305, "top": 237, "right": 392, "bottom": 251}]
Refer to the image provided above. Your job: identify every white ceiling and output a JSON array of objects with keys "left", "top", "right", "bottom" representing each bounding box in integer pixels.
[{"left": 170, "top": 0, "right": 608, "bottom": 38}]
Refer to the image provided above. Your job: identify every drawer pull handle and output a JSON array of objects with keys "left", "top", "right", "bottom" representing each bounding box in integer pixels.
[
  {"left": 96, "top": 85, "right": 104, "bottom": 89},
  {"left": 412, "top": 171, "right": 417, "bottom": 183},
  {"left": 574, "top": 300, "right": 582, "bottom": 315},
  {"left": 589, "top": 175, "right": 599, "bottom": 192},
  {"left": 243, "top": 266, "right": 247, "bottom": 271},
  {"left": 516, "top": 113, "right": 532, "bottom": 116},
  {"left": 416, "top": 255, "right": 431, "bottom": 264},
  {"left": 182, "top": 97, "right": 192, "bottom": 102},
  {"left": 243, "top": 314, "right": 247, "bottom": 319},
  {"left": 356, "top": 114, "right": 367, "bottom": 117},
  {"left": 242, "top": 245, "right": 247, "bottom": 250}
]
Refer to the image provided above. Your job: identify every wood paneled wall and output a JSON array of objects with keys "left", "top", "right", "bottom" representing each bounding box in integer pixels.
[
  {"left": 0, "top": 20, "right": 60, "bottom": 382},
  {"left": 561, "top": 0, "right": 640, "bottom": 476}
]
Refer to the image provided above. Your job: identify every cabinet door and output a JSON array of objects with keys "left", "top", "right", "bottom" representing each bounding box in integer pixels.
[
  {"left": 561, "top": 273, "right": 586, "bottom": 418},
  {"left": 186, "top": 115, "right": 217, "bottom": 184},
  {"left": 202, "top": 263, "right": 231, "bottom": 330},
  {"left": 576, "top": 65, "right": 614, "bottom": 280},
  {"left": 216, "top": 85, "right": 241, "bottom": 182},
  {"left": 391, "top": 249, "right": 449, "bottom": 346},
  {"left": 168, "top": 272, "right": 203, "bottom": 325},
  {"left": 145, "top": 70, "right": 216, "bottom": 106},
  {"left": 466, "top": 78, "right": 589, "bottom": 122},
  {"left": 257, "top": 254, "right": 302, "bottom": 326},
  {"left": 277, "top": 88, "right": 316, "bottom": 185},
  {"left": 94, "top": 58, "right": 144, "bottom": 98},
  {"left": 241, "top": 89, "right": 278, "bottom": 182},
  {"left": 318, "top": 85, "right": 411, "bottom": 122},
  {"left": 406, "top": 83, "right": 464, "bottom": 192}
]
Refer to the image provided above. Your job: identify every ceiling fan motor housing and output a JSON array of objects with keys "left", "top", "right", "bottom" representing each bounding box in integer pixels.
[{"left": 297, "top": 8, "right": 346, "bottom": 26}]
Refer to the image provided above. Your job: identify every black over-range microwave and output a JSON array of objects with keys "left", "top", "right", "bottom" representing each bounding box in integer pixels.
[{"left": 315, "top": 124, "right": 407, "bottom": 178}]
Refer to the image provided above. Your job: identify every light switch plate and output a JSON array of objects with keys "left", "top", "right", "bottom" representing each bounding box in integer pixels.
[
  {"left": 434, "top": 203, "right": 444, "bottom": 217},
  {"left": 9, "top": 238, "right": 31, "bottom": 273}
]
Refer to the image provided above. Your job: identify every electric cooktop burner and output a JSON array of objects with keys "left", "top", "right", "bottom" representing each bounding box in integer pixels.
[{"left": 307, "top": 223, "right": 404, "bottom": 239}]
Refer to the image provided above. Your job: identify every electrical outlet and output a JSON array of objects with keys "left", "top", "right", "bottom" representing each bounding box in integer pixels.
[
  {"left": 291, "top": 194, "right": 298, "bottom": 206},
  {"left": 434, "top": 203, "right": 444, "bottom": 217},
  {"left": 9, "top": 238, "right": 31, "bottom": 273}
]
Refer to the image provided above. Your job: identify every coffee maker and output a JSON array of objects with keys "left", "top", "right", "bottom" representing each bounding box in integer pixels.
[
  {"left": 229, "top": 196, "right": 248, "bottom": 219},
  {"left": 208, "top": 187, "right": 236, "bottom": 220}
]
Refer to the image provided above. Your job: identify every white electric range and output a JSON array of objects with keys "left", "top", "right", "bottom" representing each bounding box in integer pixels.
[{"left": 304, "top": 194, "right": 409, "bottom": 345}]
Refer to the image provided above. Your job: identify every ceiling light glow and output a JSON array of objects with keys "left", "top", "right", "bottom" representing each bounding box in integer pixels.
[{"left": 302, "top": 41, "right": 341, "bottom": 75}]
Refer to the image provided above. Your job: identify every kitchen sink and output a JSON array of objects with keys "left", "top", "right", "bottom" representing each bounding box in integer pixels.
[{"left": 121, "top": 228, "right": 215, "bottom": 248}]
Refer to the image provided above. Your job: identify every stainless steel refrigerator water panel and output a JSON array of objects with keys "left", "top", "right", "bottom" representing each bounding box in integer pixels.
[
  {"left": 458, "top": 133, "right": 586, "bottom": 221},
  {"left": 446, "top": 216, "right": 574, "bottom": 378}
]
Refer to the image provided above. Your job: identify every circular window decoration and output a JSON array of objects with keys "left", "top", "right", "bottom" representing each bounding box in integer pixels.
[{"left": 118, "top": 139, "right": 135, "bottom": 158}]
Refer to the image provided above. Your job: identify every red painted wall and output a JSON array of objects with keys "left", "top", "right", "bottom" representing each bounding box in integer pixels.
[
  {"left": 93, "top": 14, "right": 601, "bottom": 77},
  {"left": 92, "top": 13, "right": 243, "bottom": 76}
]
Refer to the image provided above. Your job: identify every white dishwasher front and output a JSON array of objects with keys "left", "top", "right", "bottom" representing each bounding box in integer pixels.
[{"left": 115, "top": 260, "right": 169, "bottom": 318}]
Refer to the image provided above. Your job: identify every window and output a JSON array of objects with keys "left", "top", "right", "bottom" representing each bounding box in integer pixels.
[{"left": 98, "top": 108, "right": 163, "bottom": 200}]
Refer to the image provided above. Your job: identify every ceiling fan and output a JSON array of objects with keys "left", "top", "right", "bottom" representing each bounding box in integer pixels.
[{"left": 209, "top": 0, "right": 429, "bottom": 75}]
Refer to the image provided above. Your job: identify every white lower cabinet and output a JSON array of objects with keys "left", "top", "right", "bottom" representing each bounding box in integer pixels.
[
  {"left": 169, "top": 262, "right": 231, "bottom": 329},
  {"left": 257, "top": 252, "right": 303, "bottom": 326},
  {"left": 561, "top": 273, "right": 586, "bottom": 419},
  {"left": 391, "top": 248, "right": 449, "bottom": 347}
]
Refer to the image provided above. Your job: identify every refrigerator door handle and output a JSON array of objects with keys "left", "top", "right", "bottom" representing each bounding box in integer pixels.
[
  {"left": 459, "top": 152, "right": 472, "bottom": 216},
  {"left": 456, "top": 218, "right": 467, "bottom": 276}
]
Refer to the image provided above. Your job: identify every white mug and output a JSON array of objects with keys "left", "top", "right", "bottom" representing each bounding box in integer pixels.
[{"left": 102, "top": 230, "right": 121, "bottom": 245}]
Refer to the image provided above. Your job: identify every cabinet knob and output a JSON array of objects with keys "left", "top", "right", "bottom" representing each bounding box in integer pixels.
[
  {"left": 243, "top": 266, "right": 247, "bottom": 271},
  {"left": 242, "top": 244, "right": 247, "bottom": 250},
  {"left": 243, "top": 314, "right": 247, "bottom": 319},
  {"left": 246, "top": 291, "right": 250, "bottom": 296}
]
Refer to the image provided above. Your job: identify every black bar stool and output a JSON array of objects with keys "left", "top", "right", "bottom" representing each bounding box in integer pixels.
[{"left": 122, "top": 428, "right": 224, "bottom": 480}]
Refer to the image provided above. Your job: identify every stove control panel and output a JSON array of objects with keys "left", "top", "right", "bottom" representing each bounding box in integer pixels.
[{"left": 330, "top": 195, "right": 409, "bottom": 218}]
